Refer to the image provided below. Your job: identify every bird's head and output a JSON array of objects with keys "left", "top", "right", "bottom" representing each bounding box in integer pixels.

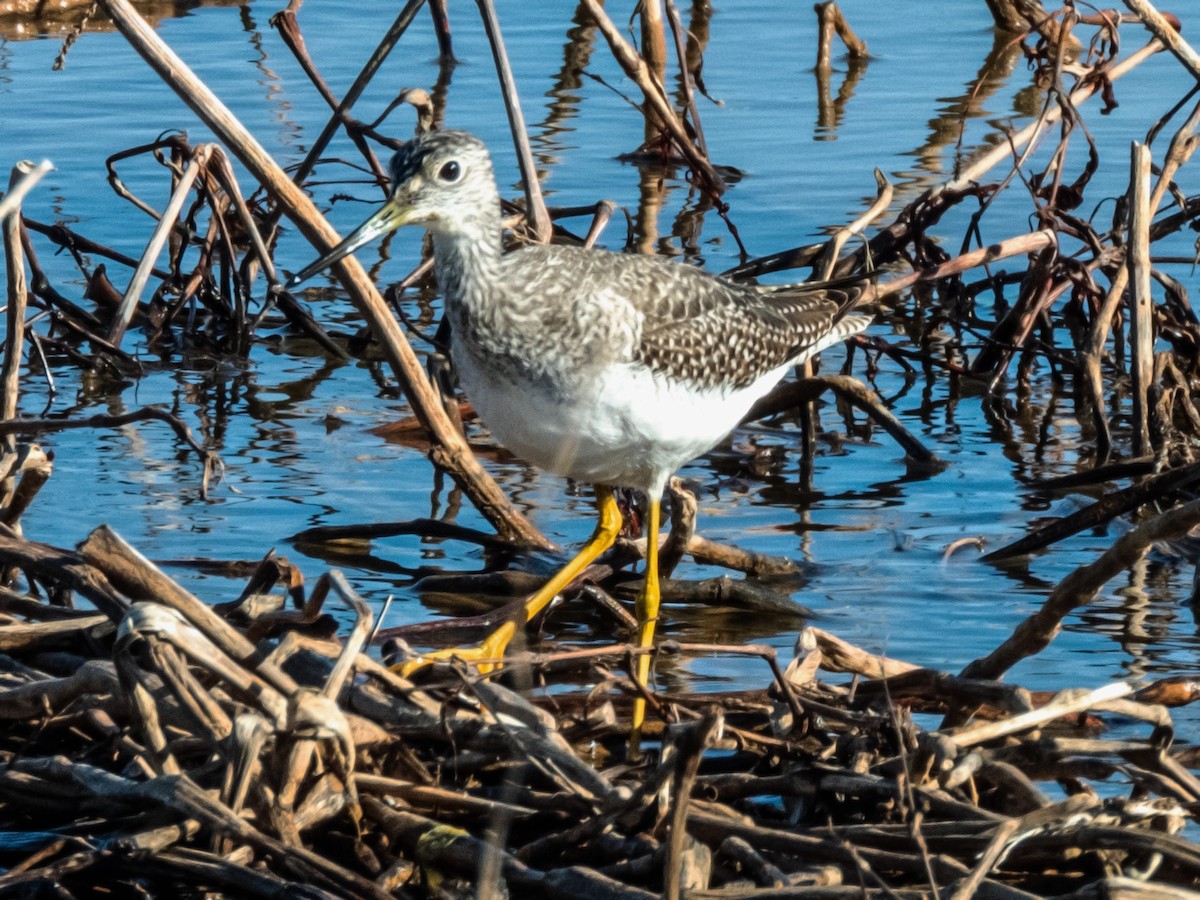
[{"left": 287, "top": 129, "right": 498, "bottom": 288}]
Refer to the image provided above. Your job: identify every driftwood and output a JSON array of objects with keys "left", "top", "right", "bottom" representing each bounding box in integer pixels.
[{"left": 0, "top": 524, "right": 1190, "bottom": 895}]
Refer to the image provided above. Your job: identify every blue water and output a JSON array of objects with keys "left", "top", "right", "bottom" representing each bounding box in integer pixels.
[{"left": 2, "top": 1, "right": 1198, "bottom": 728}]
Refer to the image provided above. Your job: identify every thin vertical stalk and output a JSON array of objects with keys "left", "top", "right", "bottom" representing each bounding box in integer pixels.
[
  {"left": 664, "top": 0, "right": 706, "bottom": 155},
  {"left": 1, "top": 163, "right": 44, "bottom": 458},
  {"left": 280, "top": 0, "right": 426, "bottom": 191},
  {"left": 640, "top": 0, "right": 668, "bottom": 147},
  {"left": 1127, "top": 142, "right": 1153, "bottom": 457},
  {"left": 475, "top": 0, "right": 552, "bottom": 242}
]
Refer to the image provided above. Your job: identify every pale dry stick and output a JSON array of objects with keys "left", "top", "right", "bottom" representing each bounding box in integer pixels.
[
  {"left": 1128, "top": 142, "right": 1154, "bottom": 456},
  {"left": 816, "top": 169, "right": 892, "bottom": 282},
  {"left": 870, "top": 230, "right": 1057, "bottom": 301},
  {"left": 112, "top": 632, "right": 182, "bottom": 775},
  {"left": 577, "top": 0, "right": 725, "bottom": 194},
  {"left": 1123, "top": 0, "right": 1200, "bottom": 78},
  {"left": 475, "top": 0, "right": 551, "bottom": 242},
  {"left": 319, "top": 571, "right": 373, "bottom": 700},
  {"left": 1094, "top": 93, "right": 1200, "bottom": 453},
  {"left": 947, "top": 681, "right": 1133, "bottom": 749},
  {"left": 31, "top": 758, "right": 394, "bottom": 899},
  {"left": 97, "top": 0, "right": 549, "bottom": 550},
  {"left": 0, "top": 658, "right": 115, "bottom": 719},
  {"left": 1083, "top": 265, "right": 1128, "bottom": 458},
  {"left": 640, "top": 0, "right": 668, "bottom": 87},
  {"left": 941, "top": 38, "right": 1164, "bottom": 196},
  {"left": 1, "top": 164, "right": 46, "bottom": 458},
  {"left": 107, "top": 144, "right": 213, "bottom": 347},
  {"left": 152, "top": 639, "right": 235, "bottom": 741},
  {"left": 355, "top": 772, "right": 536, "bottom": 820},
  {"left": 781, "top": 36, "right": 1169, "bottom": 287},
  {"left": 270, "top": 11, "right": 389, "bottom": 188},
  {"left": 815, "top": 1, "right": 836, "bottom": 73},
  {"left": 799, "top": 626, "right": 921, "bottom": 679},
  {"left": 962, "top": 498, "right": 1200, "bottom": 680},
  {"left": 0, "top": 443, "right": 52, "bottom": 530},
  {"left": 0, "top": 615, "right": 108, "bottom": 653},
  {"left": 663, "top": 710, "right": 723, "bottom": 900},
  {"left": 1091, "top": 695, "right": 1171, "bottom": 727},
  {"left": 828, "top": 1, "right": 868, "bottom": 57},
  {"left": 1149, "top": 96, "right": 1200, "bottom": 216},
  {"left": 581, "top": 199, "right": 618, "bottom": 249},
  {"left": 814, "top": 1, "right": 868, "bottom": 72},
  {"left": 639, "top": 0, "right": 668, "bottom": 162},
  {"left": 0, "top": 160, "right": 53, "bottom": 221},
  {"left": 941, "top": 536, "right": 985, "bottom": 562}
]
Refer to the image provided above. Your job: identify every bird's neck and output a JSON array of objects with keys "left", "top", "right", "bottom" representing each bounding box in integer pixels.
[{"left": 431, "top": 223, "right": 503, "bottom": 315}]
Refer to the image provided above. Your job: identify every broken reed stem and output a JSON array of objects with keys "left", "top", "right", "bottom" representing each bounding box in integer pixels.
[
  {"left": 80, "top": 524, "right": 302, "bottom": 696},
  {"left": 1123, "top": 0, "right": 1200, "bottom": 78},
  {"left": 1127, "top": 142, "right": 1154, "bottom": 457},
  {"left": 815, "top": 2, "right": 836, "bottom": 73},
  {"left": 95, "top": 0, "right": 550, "bottom": 551},
  {"left": 270, "top": 12, "right": 389, "bottom": 188},
  {"left": 872, "top": 230, "right": 1057, "bottom": 300},
  {"left": 0, "top": 444, "right": 54, "bottom": 531},
  {"left": 0, "top": 160, "right": 53, "bottom": 222},
  {"left": 640, "top": 0, "right": 668, "bottom": 150},
  {"left": 577, "top": 0, "right": 725, "bottom": 194},
  {"left": 745, "top": 374, "right": 939, "bottom": 466},
  {"left": 1084, "top": 265, "right": 1128, "bottom": 460},
  {"left": 1, "top": 165, "right": 34, "bottom": 454},
  {"left": 475, "top": 0, "right": 552, "bottom": 242},
  {"left": 1148, "top": 95, "right": 1200, "bottom": 214},
  {"left": 816, "top": 168, "right": 892, "bottom": 281},
  {"left": 108, "top": 144, "right": 213, "bottom": 348},
  {"left": 814, "top": 1, "right": 868, "bottom": 72},
  {"left": 0, "top": 406, "right": 214, "bottom": 472}
]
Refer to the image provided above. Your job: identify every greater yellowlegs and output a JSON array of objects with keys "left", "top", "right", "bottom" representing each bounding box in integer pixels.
[{"left": 289, "top": 129, "right": 871, "bottom": 744}]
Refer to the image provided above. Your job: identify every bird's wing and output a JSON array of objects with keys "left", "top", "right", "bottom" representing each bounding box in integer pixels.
[{"left": 632, "top": 264, "right": 867, "bottom": 390}]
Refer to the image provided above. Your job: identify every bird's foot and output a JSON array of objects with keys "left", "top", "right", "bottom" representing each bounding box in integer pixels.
[{"left": 391, "top": 622, "right": 515, "bottom": 678}]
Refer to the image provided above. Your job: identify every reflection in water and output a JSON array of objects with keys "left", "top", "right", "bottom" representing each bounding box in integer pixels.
[
  {"left": 906, "top": 32, "right": 1045, "bottom": 188},
  {"left": 815, "top": 54, "right": 867, "bottom": 141},
  {"left": 533, "top": 4, "right": 596, "bottom": 161}
]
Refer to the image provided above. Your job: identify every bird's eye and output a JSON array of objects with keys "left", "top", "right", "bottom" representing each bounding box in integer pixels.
[{"left": 438, "top": 161, "right": 461, "bottom": 182}]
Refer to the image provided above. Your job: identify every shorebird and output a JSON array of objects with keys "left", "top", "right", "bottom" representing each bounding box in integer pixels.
[{"left": 289, "top": 129, "right": 871, "bottom": 747}]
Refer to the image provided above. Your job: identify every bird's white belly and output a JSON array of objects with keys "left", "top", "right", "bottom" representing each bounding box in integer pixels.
[{"left": 456, "top": 350, "right": 789, "bottom": 496}]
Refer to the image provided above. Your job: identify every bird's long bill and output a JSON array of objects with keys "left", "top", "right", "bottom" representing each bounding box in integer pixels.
[{"left": 286, "top": 197, "right": 412, "bottom": 288}]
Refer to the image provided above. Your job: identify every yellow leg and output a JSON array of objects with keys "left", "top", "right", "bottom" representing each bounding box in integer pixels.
[
  {"left": 629, "top": 496, "right": 661, "bottom": 755},
  {"left": 394, "top": 486, "right": 623, "bottom": 677}
]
